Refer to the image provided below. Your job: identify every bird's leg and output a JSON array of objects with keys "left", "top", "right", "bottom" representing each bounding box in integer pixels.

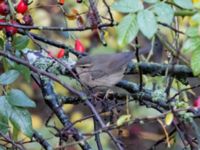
[{"left": 104, "top": 89, "right": 114, "bottom": 100}]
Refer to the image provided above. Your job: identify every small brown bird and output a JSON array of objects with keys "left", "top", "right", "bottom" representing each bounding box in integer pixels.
[{"left": 75, "top": 52, "right": 134, "bottom": 89}]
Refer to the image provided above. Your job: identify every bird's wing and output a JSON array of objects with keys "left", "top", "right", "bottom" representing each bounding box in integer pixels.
[
  {"left": 107, "top": 52, "right": 134, "bottom": 72},
  {"left": 91, "top": 52, "right": 134, "bottom": 80},
  {"left": 90, "top": 69, "right": 108, "bottom": 80}
]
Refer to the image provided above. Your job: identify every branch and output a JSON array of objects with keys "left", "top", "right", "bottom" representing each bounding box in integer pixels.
[
  {"left": 0, "top": 51, "right": 87, "bottom": 99},
  {"left": 18, "top": 30, "right": 86, "bottom": 57},
  {"left": 126, "top": 62, "right": 193, "bottom": 78},
  {"left": 32, "top": 131, "right": 52, "bottom": 150},
  {"left": 0, "top": 22, "right": 115, "bottom": 31},
  {"left": 40, "top": 80, "right": 92, "bottom": 150}
]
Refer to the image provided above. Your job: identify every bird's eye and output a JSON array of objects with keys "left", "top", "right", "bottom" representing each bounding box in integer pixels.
[
  {"left": 79, "top": 63, "right": 92, "bottom": 68},
  {"left": 81, "top": 66, "right": 88, "bottom": 69}
]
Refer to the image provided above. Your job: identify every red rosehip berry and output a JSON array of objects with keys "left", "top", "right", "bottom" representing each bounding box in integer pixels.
[
  {"left": 193, "top": 96, "right": 200, "bottom": 108},
  {"left": 58, "top": 0, "right": 65, "bottom": 5},
  {"left": 5, "top": 20, "right": 18, "bottom": 36},
  {"left": 16, "top": 0, "right": 28, "bottom": 14},
  {"left": 0, "top": 2, "right": 10, "bottom": 16},
  {"left": 0, "top": 19, "right": 5, "bottom": 29},
  {"left": 75, "top": 39, "right": 85, "bottom": 53},
  {"left": 57, "top": 48, "right": 65, "bottom": 58},
  {"left": 23, "top": 15, "right": 33, "bottom": 25}
]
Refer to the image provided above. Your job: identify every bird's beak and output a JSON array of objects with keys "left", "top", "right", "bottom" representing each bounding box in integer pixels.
[{"left": 77, "top": 63, "right": 93, "bottom": 68}]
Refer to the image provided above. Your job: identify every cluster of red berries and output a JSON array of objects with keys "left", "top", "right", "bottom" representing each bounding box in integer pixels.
[
  {"left": 0, "top": 0, "right": 33, "bottom": 36},
  {"left": 49, "top": 39, "right": 85, "bottom": 59},
  {"left": 0, "top": 0, "right": 86, "bottom": 58}
]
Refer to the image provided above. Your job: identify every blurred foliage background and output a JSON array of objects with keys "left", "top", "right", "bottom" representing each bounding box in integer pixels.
[{"left": 5, "top": 0, "right": 200, "bottom": 149}]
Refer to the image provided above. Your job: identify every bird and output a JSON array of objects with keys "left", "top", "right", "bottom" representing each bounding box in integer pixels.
[{"left": 75, "top": 52, "right": 134, "bottom": 90}]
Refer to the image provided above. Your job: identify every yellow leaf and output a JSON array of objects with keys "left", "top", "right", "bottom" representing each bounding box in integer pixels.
[
  {"left": 19, "top": 83, "right": 33, "bottom": 97},
  {"left": 193, "top": 0, "right": 200, "bottom": 3},
  {"left": 79, "top": 119, "right": 94, "bottom": 132},
  {"left": 104, "top": 31, "right": 109, "bottom": 40},
  {"left": 16, "top": 13, "right": 25, "bottom": 24},
  {"left": 32, "top": 115, "right": 42, "bottom": 129},
  {"left": 63, "top": 104, "right": 74, "bottom": 113},
  {"left": 165, "top": 112, "right": 174, "bottom": 126},
  {"left": 116, "top": 115, "right": 131, "bottom": 126},
  {"left": 18, "top": 133, "right": 30, "bottom": 141},
  {"left": 54, "top": 82, "right": 68, "bottom": 95},
  {"left": 70, "top": 111, "right": 83, "bottom": 128}
]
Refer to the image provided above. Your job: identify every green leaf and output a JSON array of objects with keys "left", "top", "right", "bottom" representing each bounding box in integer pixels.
[
  {"left": 173, "top": 0, "right": 193, "bottom": 9},
  {"left": 7, "top": 89, "right": 36, "bottom": 108},
  {"left": 0, "top": 97, "right": 9, "bottom": 135},
  {"left": 111, "top": 0, "right": 143, "bottom": 13},
  {"left": 0, "top": 96, "right": 11, "bottom": 118},
  {"left": 182, "top": 37, "right": 200, "bottom": 53},
  {"left": 0, "top": 96, "right": 33, "bottom": 137},
  {"left": 186, "top": 27, "right": 199, "bottom": 37},
  {"left": 0, "top": 70, "right": 20, "bottom": 85},
  {"left": 191, "top": 49, "right": 200, "bottom": 76},
  {"left": 0, "top": 37, "right": 4, "bottom": 49},
  {"left": 144, "top": 0, "right": 157, "bottom": 3},
  {"left": 0, "top": 145, "right": 6, "bottom": 150},
  {"left": 9, "top": 106, "right": 33, "bottom": 137},
  {"left": 0, "top": 115, "right": 9, "bottom": 134},
  {"left": 152, "top": 3, "right": 174, "bottom": 25},
  {"left": 137, "top": 10, "right": 157, "bottom": 39},
  {"left": 0, "top": 96, "right": 12, "bottom": 134},
  {"left": 191, "top": 13, "right": 200, "bottom": 24},
  {"left": 165, "top": 112, "right": 174, "bottom": 126},
  {"left": 13, "top": 36, "right": 29, "bottom": 50},
  {"left": 116, "top": 115, "right": 131, "bottom": 126},
  {"left": 193, "top": 2, "right": 200, "bottom": 9},
  {"left": 117, "top": 14, "right": 139, "bottom": 46},
  {"left": 14, "top": 64, "right": 31, "bottom": 82}
]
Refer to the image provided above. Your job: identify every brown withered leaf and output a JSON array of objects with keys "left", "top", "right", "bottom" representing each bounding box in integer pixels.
[
  {"left": 65, "top": 8, "right": 80, "bottom": 20},
  {"left": 76, "top": 15, "right": 85, "bottom": 28}
]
